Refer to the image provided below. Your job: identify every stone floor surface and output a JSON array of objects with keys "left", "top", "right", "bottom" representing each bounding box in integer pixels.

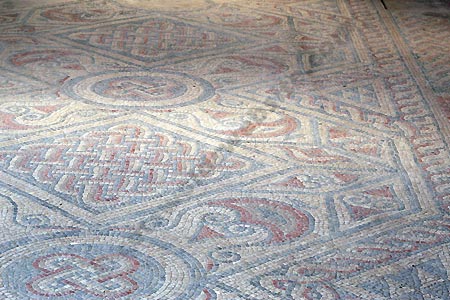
[{"left": 0, "top": 0, "right": 449, "bottom": 299}]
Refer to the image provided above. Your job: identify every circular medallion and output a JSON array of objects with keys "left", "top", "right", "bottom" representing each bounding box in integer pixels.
[
  {"left": 0, "top": 232, "right": 205, "bottom": 299},
  {"left": 64, "top": 71, "right": 215, "bottom": 109}
]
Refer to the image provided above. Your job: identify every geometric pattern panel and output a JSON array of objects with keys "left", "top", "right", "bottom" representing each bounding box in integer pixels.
[
  {"left": 359, "top": 257, "right": 450, "bottom": 299},
  {"left": 338, "top": 242, "right": 450, "bottom": 299},
  {"left": 0, "top": 119, "right": 257, "bottom": 214},
  {"left": 0, "top": 0, "right": 449, "bottom": 299},
  {"left": 58, "top": 17, "right": 247, "bottom": 63}
]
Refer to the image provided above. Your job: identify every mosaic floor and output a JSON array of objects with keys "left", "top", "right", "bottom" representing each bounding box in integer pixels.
[{"left": 0, "top": 0, "right": 449, "bottom": 299}]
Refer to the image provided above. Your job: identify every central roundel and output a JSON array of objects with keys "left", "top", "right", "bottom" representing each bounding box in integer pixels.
[
  {"left": 1, "top": 233, "right": 205, "bottom": 299},
  {"left": 67, "top": 71, "right": 214, "bottom": 108}
]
